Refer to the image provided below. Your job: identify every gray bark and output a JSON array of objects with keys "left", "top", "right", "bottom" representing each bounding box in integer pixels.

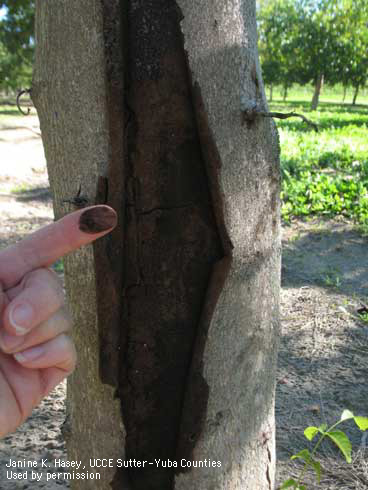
[
  {"left": 33, "top": 1, "right": 281, "bottom": 489},
  {"left": 32, "top": 2, "right": 125, "bottom": 488}
]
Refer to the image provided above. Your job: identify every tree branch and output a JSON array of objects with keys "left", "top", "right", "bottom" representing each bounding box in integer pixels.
[
  {"left": 259, "top": 111, "right": 318, "bottom": 132},
  {"left": 241, "top": 104, "right": 318, "bottom": 132},
  {"left": 16, "top": 88, "right": 32, "bottom": 116}
]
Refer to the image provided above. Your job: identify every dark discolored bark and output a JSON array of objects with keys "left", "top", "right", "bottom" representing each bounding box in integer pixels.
[{"left": 112, "top": 2, "right": 227, "bottom": 489}]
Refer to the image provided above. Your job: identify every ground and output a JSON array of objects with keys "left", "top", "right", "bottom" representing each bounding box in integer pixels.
[{"left": 0, "top": 111, "right": 367, "bottom": 489}]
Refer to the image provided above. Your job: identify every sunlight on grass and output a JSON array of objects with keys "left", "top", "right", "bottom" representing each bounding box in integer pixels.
[{"left": 271, "top": 95, "right": 368, "bottom": 232}]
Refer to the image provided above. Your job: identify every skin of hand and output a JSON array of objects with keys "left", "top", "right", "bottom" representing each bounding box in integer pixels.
[{"left": 0, "top": 205, "right": 117, "bottom": 438}]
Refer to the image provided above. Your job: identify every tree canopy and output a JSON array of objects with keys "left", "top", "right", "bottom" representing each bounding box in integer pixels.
[{"left": 258, "top": 0, "right": 368, "bottom": 107}]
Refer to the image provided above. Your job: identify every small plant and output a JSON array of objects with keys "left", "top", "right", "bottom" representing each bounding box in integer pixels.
[
  {"left": 358, "top": 311, "right": 368, "bottom": 324},
  {"left": 320, "top": 267, "right": 341, "bottom": 288},
  {"left": 281, "top": 410, "right": 368, "bottom": 489}
]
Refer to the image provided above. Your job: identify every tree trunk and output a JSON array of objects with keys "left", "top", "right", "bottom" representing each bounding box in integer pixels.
[
  {"left": 269, "top": 83, "right": 273, "bottom": 102},
  {"left": 282, "top": 84, "right": 288, "bottom": 101},
  {"left": 311, "top": 73, "right": 324, "bottom": 110},
  {"left": 352, "top": 85, "right": 359, "bottom": 105},
  {"left": 342, "top": 84, "right": 347, "bottom": 102},
  {"left": 33, "top": 1, "right": 281, "bottom": 490}
]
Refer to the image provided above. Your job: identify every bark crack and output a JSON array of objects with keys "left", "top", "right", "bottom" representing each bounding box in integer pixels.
[
  {"left": 101, "top": 1, "right": 233, "bottom": 489},
  {"left": 138, "top": 203, "right": 195, "bottom": 216}
]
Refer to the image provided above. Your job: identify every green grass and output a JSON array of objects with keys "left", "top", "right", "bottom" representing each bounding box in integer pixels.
[
  {"left": 0, "top": 104, "right": 21, "bottom": 119},
  {"left": 269, "top": 83, "right": 368, "bottom": 105},
  {"left": 0, "top": 96, "right": 34, "bottom": 125},
  {"left": 270, "top": 93, "right": 368, "bottom": 231}
]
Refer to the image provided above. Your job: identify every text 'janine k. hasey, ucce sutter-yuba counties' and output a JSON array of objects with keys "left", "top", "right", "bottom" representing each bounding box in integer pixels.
[{"left": 6, "top": 457, "right": 223, "bottom": 470}]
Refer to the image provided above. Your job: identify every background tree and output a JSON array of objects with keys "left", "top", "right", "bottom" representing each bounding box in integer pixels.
[
  {"left": 333, "top": 0, "right": 368, "bottom": 105},
  {"left": 258, "top": 0, "right": 300, "bottom": 101},
  {"left": 258, "top": 0, "right": 368, "bottom": 108},
  {"left": 33, "top": 0, "right": 281, "bottom": 489},
  {"left": 291, "top": 0, "right": 343, "bottom": 109},
  {"left": 0, "top": 0, "right": 34, "bottom": 91}
]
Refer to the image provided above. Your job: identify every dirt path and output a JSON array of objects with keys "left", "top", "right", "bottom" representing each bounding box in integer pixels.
[
  {"left": 0, "top": 115, "right": 367, "bottom": 489},
  {"left": 0, "top": 114, "right": 68, "bottom": 489}
]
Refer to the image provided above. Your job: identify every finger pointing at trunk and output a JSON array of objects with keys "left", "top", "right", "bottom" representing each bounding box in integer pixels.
[{"left": 0, "top": 205, "right": 117, "bottom": 290}]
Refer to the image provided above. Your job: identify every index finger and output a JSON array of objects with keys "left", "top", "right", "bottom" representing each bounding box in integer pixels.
[{"left": 0, "top": 205, "right": 117, "bottom": 290}]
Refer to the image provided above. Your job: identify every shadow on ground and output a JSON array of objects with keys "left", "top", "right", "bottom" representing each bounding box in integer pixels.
[
  {"left": 276, "top": 220, "right": 368, "bottom": 489},
  {"left": 13, "top": 186, "right": 52, "bottom": 203},
  {"left": 282, "top": 223, "right": 368, "bottom": 298}
]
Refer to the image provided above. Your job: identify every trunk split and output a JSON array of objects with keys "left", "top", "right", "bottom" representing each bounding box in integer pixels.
[{"left": 33, "top": 1, "right": 281, "bottom": 489}]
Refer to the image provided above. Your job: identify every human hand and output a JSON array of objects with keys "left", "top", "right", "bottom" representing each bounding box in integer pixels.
[{"left": 0, "top": 205, "right": 117, "bottom": 438}]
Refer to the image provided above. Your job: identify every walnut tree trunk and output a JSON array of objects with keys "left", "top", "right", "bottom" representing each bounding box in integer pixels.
[
  {"left": 33, "top": 1, "right": 281, "bottom": 489},
  {"left": 311, "top": 73, "right": 324, "bottom": 110},
  {"left": 352, "top": 85, "right": 359, "bottom": 106}
]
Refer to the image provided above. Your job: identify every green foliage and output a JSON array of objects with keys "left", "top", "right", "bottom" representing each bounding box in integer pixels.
[
  {"left": 282, "top": 410, "right": 368, "bottom": 489},
  {"left": 331, "top": 0, "right": 368, "bottom": 94},
  {"left": 276, "top": 98, "right": 368, "bottom": 227},
  {"left": 357, "top": 311, "right": 368, "bottom": 324},
  {"left": 320, "top": 267, "right": 341, "bottom": 288},
  {"left": 258, "top": 0, "right": 300, "bottom": 92},
  {"left": 0, "top": 1, "right": 34, "bottom": 91}
]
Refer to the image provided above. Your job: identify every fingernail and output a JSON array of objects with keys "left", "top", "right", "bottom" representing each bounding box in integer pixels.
[
  {"left": 0, "top": 331, "right": 24, "bottom": 352},
  {"left": 14, "top": 344, "right": 44, "bottom": 363},
  {"left": 79, "top": 206, "right": 117, "bottom": 234},
  {"left": 9, "top": 303, "right": 33, "bottom": 335}
]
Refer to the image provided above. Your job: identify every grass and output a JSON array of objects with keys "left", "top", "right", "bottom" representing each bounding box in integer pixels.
[
  {"left": 0, "top": 96, "right": 35, "bottom": 126},
  {"left": 269, "top": 87, "right": 368, "bottom": 232}
]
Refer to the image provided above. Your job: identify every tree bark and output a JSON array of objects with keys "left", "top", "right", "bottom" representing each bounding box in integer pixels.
[
  {"left": 352, "top": 85, "right": 359, "bottom": 105},
  {"left": 33, "top": 1, "right": 281, "bottom": 490},
  {"left": 311, "top": 73, "right": 324, "bottom": 110}
]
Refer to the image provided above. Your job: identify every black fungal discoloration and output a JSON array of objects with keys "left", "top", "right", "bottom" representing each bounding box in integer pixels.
[{"left": 99, "top": 2, "right": 232, "bottom": 489}]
